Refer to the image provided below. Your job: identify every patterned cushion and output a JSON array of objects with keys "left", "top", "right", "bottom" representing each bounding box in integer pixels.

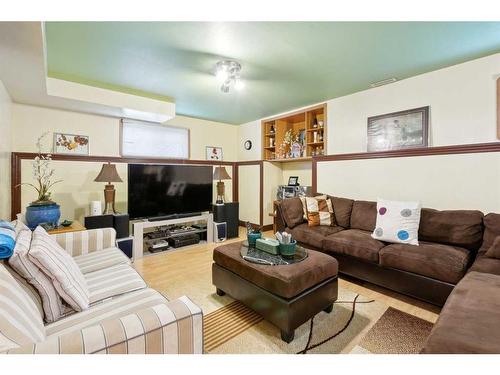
[
  {"left": 371, "top": 198, "right": 421, "bottom": 245},
  {"left": 9, "top": 229, "right": 65, "bottom": 323},
  {"left": 300, "top": 195, "right": 326, "bottom": 220},
  {"left": 74, "top": 247, "right": 130, "bottom": 274},
  {"left": 303, "top": 196, "right": 336, "bottom": 227},
  {"left": 29, "top": 227, "right": 90, "bottom": 311},
  {"left": 0, "top": 263, "right": 45, "bottom": 353}
]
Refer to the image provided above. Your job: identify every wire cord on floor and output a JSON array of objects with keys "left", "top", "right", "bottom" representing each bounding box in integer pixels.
[{"left": 297, "top": 294, "right": 375, "bottom": 354}]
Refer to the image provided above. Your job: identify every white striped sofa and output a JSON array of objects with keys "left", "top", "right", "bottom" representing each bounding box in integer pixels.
[{"left": 0, "top": 228, "right": 203, "bottom": 354}]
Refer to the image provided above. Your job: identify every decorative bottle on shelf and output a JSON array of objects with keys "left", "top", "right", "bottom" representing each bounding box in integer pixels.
[
  {"left": 313, "top": 117, "right": 318, "bottom": 128},
  {"left": 313, "top": 131, "right": 318, "bottom": 143},
  {"left": 269, "top": 124, "right": 275, "bottom": 134},
  {"left": 319, "top": 132, "right": 323, "bottom": 142}
]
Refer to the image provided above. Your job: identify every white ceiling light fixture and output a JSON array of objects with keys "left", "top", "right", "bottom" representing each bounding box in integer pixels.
[{"left": 214, "top": 60, "right": 243, "bottom": 93}]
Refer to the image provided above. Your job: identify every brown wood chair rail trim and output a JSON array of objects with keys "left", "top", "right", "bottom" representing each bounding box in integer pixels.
[{"left": 313, "top": 142, "right": 500, "bottom": 162}]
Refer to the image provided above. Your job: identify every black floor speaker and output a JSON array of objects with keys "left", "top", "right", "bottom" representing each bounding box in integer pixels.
[
  {"left": 84, "top": 213, "right": 129, "bottom": 239},
  {"left": 212, "top": 202, "right": 239, "bottom": 239}
]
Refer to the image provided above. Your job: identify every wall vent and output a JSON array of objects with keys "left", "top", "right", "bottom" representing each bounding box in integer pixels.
[{"left": 370, "top": 77, "right": 398, "bottom": 88}]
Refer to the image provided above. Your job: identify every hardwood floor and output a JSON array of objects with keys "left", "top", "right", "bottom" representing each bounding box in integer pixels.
[{"left": 133, "top": 228, "right": 440, "bottom": 324}]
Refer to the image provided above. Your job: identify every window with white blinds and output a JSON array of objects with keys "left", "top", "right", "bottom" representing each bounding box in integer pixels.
[{"left": 121, "top": 119, "right": 189, "bottom": 159}]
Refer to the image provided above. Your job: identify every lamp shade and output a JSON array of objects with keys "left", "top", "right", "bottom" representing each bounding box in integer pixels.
[
  {"left": 213, "top": 166, "right": 231, "bottom": 180},
  {"left": 94, "top": 163, "right": 123, "bottom": 183}
]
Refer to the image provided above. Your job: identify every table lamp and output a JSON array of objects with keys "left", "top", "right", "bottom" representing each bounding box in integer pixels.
[
  {"left": 94, "top": 162, "right": 123, "bottom": 214},
  {"left": 213, "top": 166, "right": 231, "bottom": 205}
]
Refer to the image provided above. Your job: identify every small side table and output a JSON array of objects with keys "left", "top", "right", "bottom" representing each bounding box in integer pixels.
[{"left": 46, "top": 220, "right": 86, "bottom": 235}]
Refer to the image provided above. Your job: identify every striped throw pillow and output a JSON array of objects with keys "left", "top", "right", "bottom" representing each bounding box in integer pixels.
[
  {"left": 0, "top": 263, "right": 45, "bottom": 353},
  {"left": 9, "top": 229, "right": 66, "bottom": 323},
  {"left": 304, "top": 196, "right": 336, "bottom": 227},
  {"left": 29, "top": 227, "right": 90, "bottom": 312}
]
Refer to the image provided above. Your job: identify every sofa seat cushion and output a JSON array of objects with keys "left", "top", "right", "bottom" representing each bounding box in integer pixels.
[
  {"left": 379, "top": 242, "right": 470, "bottom": 284},
  {"left": 74, "top": 247, "right": 130, "bottom": 274},
  {"left": 286, "top": 223, "right": 344, "bottom": 249},
  {"left": 45, "top": 288, "right": 167, "bottom": 337},
  {"left": 85, "top": 264, "right": 147, "bottom": 305},
  {"left": 213, "top": 242, "right": 338, "bottom": 299},
  {"left": 422, "top": 271, "right": 500, "bottom": 353},
  {"left": 322, "top": 229, "right": 385, "bottom": 263},
  {"left": 468, "top": 253, "right": 500, "bottom": 276}
]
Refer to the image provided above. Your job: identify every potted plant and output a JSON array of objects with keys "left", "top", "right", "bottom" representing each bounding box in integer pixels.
[{"left": 20, "top": 132, "right": 62, "bottom": 229}]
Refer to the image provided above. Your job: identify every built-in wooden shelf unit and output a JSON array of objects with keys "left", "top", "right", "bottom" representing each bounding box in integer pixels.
[{"left": 262, "top": 103, "right": 327, "bottom": 162}]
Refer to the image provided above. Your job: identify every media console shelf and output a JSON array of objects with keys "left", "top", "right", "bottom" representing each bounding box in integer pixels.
[{"left": 132, "top": 213, "right": 214, "bottom": 260}]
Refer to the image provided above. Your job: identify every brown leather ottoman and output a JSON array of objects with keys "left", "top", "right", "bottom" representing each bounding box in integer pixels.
[{"left": 212, "top": 241, "right": 338, "bottom": 342}]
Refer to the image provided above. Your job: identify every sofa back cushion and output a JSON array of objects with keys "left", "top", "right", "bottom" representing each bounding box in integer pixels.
[
  {"left": 0, "top": 263, "right": 45, "bottom": 353},
  {"left": 350, "top": 200, "right": 377, "bottom": 232},
  {"left": 481, "top": 213, "right": 500, "bottom": 252},
  {"left": 418, "top": 208, "right": 484, "bottom": 251},
  {"left": 279, "top": 197, "right": 305, "bottom": 229},
  {"left": 328, "top": 196, "right": 354, "bottom": 228}
]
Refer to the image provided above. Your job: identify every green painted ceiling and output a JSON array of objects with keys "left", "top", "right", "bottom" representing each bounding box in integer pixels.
[{"left": 45, "top": 22, "right": 500, "bottom": 124}]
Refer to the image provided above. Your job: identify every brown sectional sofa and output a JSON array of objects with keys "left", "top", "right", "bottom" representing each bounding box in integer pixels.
[
  {"left": 277, "top": 196, "right": 500, "bottom": 353},
  {"left": 278, "top": 195, "right": 484, "bottom": 306}
]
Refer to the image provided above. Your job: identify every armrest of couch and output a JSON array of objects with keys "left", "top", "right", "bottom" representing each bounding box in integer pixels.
[
  {"left": 7, "top": 296, "right": 203, "bottom": 354},
  {"left": 51, "top": 228, "right": 117, "bottom": 256},
  {"left": 275, "top": 201, "right": 287, "bottom": 233}
]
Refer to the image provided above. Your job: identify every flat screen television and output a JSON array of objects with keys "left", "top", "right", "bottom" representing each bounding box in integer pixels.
[{"left": 128, "top": 164, "right": 213, "bottom": 220}]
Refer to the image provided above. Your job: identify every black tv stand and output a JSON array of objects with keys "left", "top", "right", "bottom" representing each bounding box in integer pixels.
[{"left": 149, "top": 212, "right": 202, "bottom": 222}]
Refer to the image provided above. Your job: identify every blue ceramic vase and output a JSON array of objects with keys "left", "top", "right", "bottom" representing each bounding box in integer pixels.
[{"left": 25, "top": 203, "right": 61, "bottom": 230}]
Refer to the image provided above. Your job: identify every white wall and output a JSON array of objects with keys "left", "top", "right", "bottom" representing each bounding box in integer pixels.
[
  {"left": 13, "top": 104, "right": 237, "bottom": 221},
  {"left": 0, "top": 80, "right": 12, "bottom": 219},
  {"left": 238, "top": 164, "right": 260, "bottom": 225},
  {"left": 237, "top": 120, "right": 261, "bottom": 161},
  {"left": 237, "top": 53, "right": 500, "bottom": 217},
  {"left": 327, "top": 53, "right": 500, "bottom": 154},
  {"left": 317, "top": 152, "right": 500, "bottom": 213}
]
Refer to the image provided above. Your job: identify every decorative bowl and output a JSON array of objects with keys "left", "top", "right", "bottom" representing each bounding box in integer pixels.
[
  {"left": 247, "top": 232, "right": 262, "bottom": 247},
  {"left": 279, "top": 240, "right": 297, "bottom": 258},
  {"left": 60, "top": 220, "right": 73, "bottom": 227}
]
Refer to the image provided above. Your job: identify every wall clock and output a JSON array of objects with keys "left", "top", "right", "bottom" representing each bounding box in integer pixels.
[{"left": 244, "top": 140, "right": 252, "bottom": 150}]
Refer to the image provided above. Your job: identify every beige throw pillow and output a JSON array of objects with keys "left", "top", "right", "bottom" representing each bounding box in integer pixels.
[
  {"left": 28, "top": 227, "right": 90, "bottom": 312},
  {"left": 303, "top": 196, "right": 336, "bottom": 227},
  {"left": 9, "top": 229, "right": 66, "bottom": 323}
]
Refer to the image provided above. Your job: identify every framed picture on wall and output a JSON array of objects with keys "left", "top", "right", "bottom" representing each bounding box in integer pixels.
[
  {"left": 367, "top": 106, "right": 429, "bottom": 152},
  {"left": 53, "top": 133, "right": 89, "bottom": 155},
  {"left": 206, "top": 146, "right": 223, "bottom": 161}
]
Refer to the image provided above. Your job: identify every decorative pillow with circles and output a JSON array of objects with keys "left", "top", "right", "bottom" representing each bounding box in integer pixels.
[{"left": 371, "top": 198, "right": 421, "bottom": 245}]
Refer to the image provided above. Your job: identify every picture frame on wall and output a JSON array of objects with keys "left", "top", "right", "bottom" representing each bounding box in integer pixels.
[
  {"left": 367, "top": 106, "right": 429, "bottom": 152},
  {"left": 206, "top": 146, "right": 223, "bottom": 161},
  {"left": 53, "top": 133, "right": 89, "bottom": 155}
]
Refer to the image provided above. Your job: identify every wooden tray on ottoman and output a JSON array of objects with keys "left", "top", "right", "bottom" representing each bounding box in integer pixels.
[{"left": 212, "top": 241, "right": 338, "bottom": 343}]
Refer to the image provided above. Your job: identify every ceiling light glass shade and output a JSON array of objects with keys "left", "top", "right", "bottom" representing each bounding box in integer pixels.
[
  {"left": 215, "top": 69, "right": 229, "bottom": 82},
  {"left": 214, "top": 60, "right": 243, "bottom": 93},
  {"left": 234, "top": 80, "right": 245, "bottom": 91}
]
